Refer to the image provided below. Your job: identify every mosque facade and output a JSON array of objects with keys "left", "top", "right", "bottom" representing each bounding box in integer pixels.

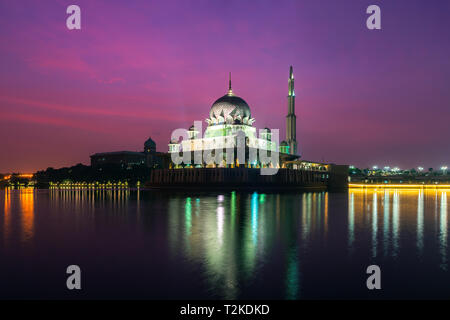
[
  {"left": 148, "top": 66, "right": 348, "bottom": 191},
  {"left": 168, "top": 67, "right": 299, "bottom": 168}
]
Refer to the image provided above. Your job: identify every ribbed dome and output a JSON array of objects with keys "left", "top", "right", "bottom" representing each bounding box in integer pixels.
[{"left": 209, "top": 94, "right": 251, "bottom": 121}]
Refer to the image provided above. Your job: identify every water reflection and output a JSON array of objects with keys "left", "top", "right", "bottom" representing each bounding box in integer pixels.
[
  {"left": 348, "top": 192, "right": 354, "bottom": 253},
  {"left": 20, "top": 189, "right": 35, "bottom": 244},
  {"left": 3, "top": 189, "right": 11, "bottom": 243},
  {"left": 383, "top": 190, "right": 390, "bottom": 257},
  {"left": 1, "top": 188, "right": 449, "bottom": 299},
  {"left": 440, "top": 192, "right": 448, "bottom": 271},
  {"left": 372, "top": 192, "right": 378, "bottom": 258},
  {"left": 417, "top": 191, "right": 424, "bottom": 256},
  {"left": 348, "top": 188, "right": 449, "bottom": 269},
  {"left": 1, "top": 188, "right": 35, "bottom": 246},
  {"left": 165, "top": 191, "right": 330, "bottom": 299}
]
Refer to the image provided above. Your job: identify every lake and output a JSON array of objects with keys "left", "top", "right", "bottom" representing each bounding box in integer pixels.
[{"left": 0, "top": 188, "right": 448, "bottom": 299}]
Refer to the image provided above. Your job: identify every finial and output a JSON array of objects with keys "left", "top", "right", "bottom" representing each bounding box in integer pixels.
[
  {"left": 228, "top": 72, "right": 233, "bottom": 95},
  {"left": 289, "top": 66, "right": 294, "bottom": 79}
]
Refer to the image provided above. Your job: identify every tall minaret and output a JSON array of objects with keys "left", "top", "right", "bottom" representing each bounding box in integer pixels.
[{"left": 286, "top": 66, "right": 298, "bottom": 155}]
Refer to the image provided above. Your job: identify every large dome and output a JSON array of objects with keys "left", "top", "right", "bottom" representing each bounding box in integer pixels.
[
  {"left": 207, "top": 74, "right": 255, "bottom": 126},
  {"left": 209, "top": 94, "right": 251, "bottom": 121}
]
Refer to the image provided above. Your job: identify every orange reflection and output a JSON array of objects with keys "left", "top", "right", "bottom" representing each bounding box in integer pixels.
[
  {"left": 20, "top": 188, "right": 35, "bottom": 243},
  {"left": 3, "top": 189, "right": 11, "bottom": 242}
]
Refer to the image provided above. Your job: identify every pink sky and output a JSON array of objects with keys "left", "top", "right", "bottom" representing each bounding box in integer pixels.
[{"left": 1, "top": 0, "right": 450, "bottom": 172}]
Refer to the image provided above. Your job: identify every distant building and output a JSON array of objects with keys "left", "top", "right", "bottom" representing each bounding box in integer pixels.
[
  {"left": 90, "top": 151, "right": 146, "bottom": 168},
  {"left": 90, "top": 137, "right": 169, "bottom": 169}
]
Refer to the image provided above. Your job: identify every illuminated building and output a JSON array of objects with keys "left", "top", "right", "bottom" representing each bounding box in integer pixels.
[
  {"left": 150, "top": 66, "right": 349, "bottom": 190},
  {"left": 168, "top": 67, "right": 301, "bottom": 168}
]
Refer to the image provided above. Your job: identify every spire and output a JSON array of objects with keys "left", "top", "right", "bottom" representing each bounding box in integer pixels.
[
  {"left": 288, "top": 66, "right": 294, "bottom": 96},
  {"left": 227, "top": 72, "right": 233, "bottom": 96},
  {"left": 286, "top": 65, "right": 297, "bottom": 155}
]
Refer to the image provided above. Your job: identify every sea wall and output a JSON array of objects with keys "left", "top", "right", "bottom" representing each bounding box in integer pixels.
[{"left": 148, "top": 166, "right": 348, "bottom": 191}]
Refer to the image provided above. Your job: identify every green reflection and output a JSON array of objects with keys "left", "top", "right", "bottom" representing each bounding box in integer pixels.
[
  {"left": 285, "top": 246, "right": 299, "bottom": 300},
  {"left": 242, "top": 193, "right": 259, "bottom": 282},
  {"left": 185, "top": 197, "right": 192, "bottom": 236},
  {"left": 259, "top": 193, "right": 266, "bottom": 204},
  {"left": 251, "top": 192, "right": 258, "bottom": 244},
  {"left": 231, "top": 191, "right": 236, "bottom": 226},
  {"left": 164, "top": 191, "right": 350, "bottom": 299}
]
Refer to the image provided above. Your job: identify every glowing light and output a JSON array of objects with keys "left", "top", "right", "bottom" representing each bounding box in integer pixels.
[
  {"left": 230, "top": 191, "right": 236, "bottom": 224},
  {"left": 185, "top": 197, "right": 192, "bottom": 236},
  {"left": 383, "top": 190, "right": 390, "bottom": 257},
  {"left": 19, "top": 189, "right": 35, "bottom": 244},
  {"left": 417, "top": 191, "right": 424, "bottom": 256},
  {"left": 217, "top": 205, "right": 224, "bottom": 244},
  {"left": 372, "top": 192, "right": 378, "bottom": 258},
  {"left": 392, "top": 191, "right": 400, "bottom": 257},
  {"left": 349, "top": 183, "right": 450, "bottom": 189},
  {"left": 348, "top": 192, "right": 355, "bottom": 251},
  {"left": 440, "top": 192, "right": 447, "bottom": 270},
  {"left": 251, "top": 192, "right": 258, "bottom": 244},
  {"left": 259, "top": 194, "right": 266, "bottom": 203}
]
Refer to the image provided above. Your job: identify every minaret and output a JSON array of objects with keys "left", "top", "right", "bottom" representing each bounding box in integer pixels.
[{"left": 286, "top": 66, "right": 298, "bottom": 155}]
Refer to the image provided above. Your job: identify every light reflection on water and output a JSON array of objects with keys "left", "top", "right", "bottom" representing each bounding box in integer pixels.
[
  {"left": 0, "top": 188, "right": 449, "bottom": 299},
  {"left": 348, "top": 189, "right": 448, "bottom": 268},
  {"left": 440, "top": 192, "right": 447, "bottom": 271},
  {"left": 2, "top": 188, "right": 35, "bottom": 246}
]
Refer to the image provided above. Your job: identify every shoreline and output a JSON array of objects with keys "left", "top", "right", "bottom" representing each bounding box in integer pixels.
[{"left": 349, "top": 183, "right": 450, "bottom": 189}]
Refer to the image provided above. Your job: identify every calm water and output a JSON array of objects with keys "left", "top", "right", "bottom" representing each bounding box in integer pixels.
[{"left": 0, "top": 188, "right": 449, "bottom": 299}]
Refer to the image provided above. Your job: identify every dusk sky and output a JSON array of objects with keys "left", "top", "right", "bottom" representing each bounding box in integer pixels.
[{"left": 1, "top": 0, "right": 449, "bottom": 173}]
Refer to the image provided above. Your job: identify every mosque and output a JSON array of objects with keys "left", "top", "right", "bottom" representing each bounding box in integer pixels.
[
  {"left": 148, "top": 66, "right": 348, "bottom": 191},
  {"left": 168, "top": 66, "right": 302, "bottom": 169}
]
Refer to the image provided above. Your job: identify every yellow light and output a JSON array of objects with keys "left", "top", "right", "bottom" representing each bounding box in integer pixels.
[
  {"left": 349, "top": 183, "right": 450, "bottom": 189},
  {"left": 18, "top": 174, "right": 33, "bottom": 178}
]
